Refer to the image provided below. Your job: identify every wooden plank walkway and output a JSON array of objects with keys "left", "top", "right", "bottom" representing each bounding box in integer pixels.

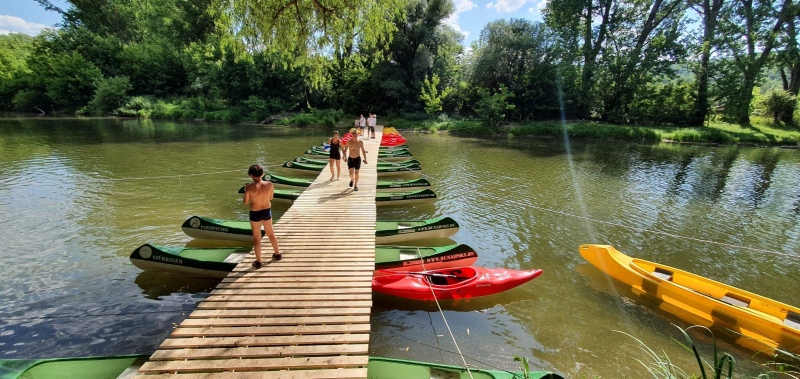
[{"left": 134, "top": 127, "right": 384, "bottom": 378}]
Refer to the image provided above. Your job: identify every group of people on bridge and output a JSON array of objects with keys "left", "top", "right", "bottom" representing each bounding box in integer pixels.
[{"left": 241, "top": 114, "right": 376, "bottom": 268}]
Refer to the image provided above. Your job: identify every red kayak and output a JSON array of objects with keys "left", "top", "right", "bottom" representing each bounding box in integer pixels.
[{"left": 372, "top": 266, "right": 543, "bottom": 301}]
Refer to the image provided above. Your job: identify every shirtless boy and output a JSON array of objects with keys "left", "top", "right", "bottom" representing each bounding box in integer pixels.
[
  {"left": 342, "top": 129, "right": 368, "bottom": 191},
  {"left": 243, "top": 164, "right": 281, "bottom": 268}
]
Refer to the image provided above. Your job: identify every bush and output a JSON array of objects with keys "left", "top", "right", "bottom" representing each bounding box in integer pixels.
[
  {"left": 759, "top": 90, "right": 796, "bottom": 125},
  {"left": 88, "top": 76, "right": 132, "bottom": 116}
]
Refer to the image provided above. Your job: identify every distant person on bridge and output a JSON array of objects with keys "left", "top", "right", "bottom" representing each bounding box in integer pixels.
[
  {"left": 243, "top": 164, "right": 281, "bottom": 268},
  {"left": 328, "top": 131, "right": 342, "bottom": 181},
  {"left": 343, "top": 129, "right": 368, "bottom": 191},
  {"left": 368, "top": 114, "right": 376, "bottom": 139}
]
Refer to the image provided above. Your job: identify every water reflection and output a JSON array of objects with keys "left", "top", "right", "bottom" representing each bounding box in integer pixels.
[{"left": 133, "top": 271, "right": 218, "bottom": 301}]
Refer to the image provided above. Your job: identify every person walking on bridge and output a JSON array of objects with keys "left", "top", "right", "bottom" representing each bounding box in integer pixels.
[
  {"left": 342, "top": 129, "right": 368, "bottom": 191},
  {"left": 243, "top": 164, "right": 281, "bottom": 268}
]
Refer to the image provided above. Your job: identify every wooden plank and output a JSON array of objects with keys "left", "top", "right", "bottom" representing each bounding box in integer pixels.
[
  {"left": 159, "top": 334, "right": 371, "bottom": 349},
  {"left": 139, "top": 356, "right": 368, "bottom": 373},
  {"left": 133, "top": 368, "right": 368, "bottom": 379},
  {"left": 221, "top": 276, "right": 372, "bottom": 283},
  {"left": 195, "top": 300, "right": 372, "bottom": 309},
  {"left": 210, "top": 288, "right": 371, "bottom": 295},
  {"left": 168, "top": 324, "right": 382, "bottom": 339},
  {"left": 202, "top": 293, "right": 372, "bottom": 302},
  {"left": 150, "top": 344, "right": 369, "bottom": 360},
  {"left": 188, "top": 308, "right": 370, "bottom": 318},
  {"left": 212, "top": 285, "right": 371, "bottom": 292},
  {"left": 180, "top": 315, "right": 370, "bottom": 327}
]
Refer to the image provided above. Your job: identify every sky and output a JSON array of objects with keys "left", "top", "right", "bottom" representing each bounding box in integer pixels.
[{"left": 0, "top": 0, "right": 547, "bottom": 46}]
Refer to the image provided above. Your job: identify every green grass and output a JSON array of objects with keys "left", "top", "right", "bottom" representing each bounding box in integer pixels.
[{"left": 616, "top": 325, "right": 800, "bottom": 379}]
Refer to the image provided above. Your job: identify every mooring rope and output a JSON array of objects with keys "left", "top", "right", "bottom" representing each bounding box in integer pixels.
[{"left": 415, "top": 247, "right": 475, "bottom": 379}]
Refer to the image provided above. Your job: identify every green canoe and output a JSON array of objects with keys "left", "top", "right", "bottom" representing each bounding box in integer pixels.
[
  {"left": 0, "top": 355, "right": 563, "bottom": 379},
  {"left": 237, "top": 186, "right": 302, "bottom": 202},
  {"left": 376, "top": 243, "right": 478, "bottom": 271},
  {"left": 307, "top": 146, "right": 413, "bottom": 160},
  {"left": 263, "top": 173, "right": 431, "bottom": 192},
  {"left": 322, "top": 142, "right": 410, "bottom": 151},
  {"left": 283, "top": 160, "right": 422, "bottom": 176},
  {"left": 376, "top": 216, "right": 459, "bottom": 244},
  {"left": 129, "top": 243, "right": 475, "bottom": 278},
  {"left": 182, "top": 215, "right": 458, "bottom": 243},
  {"left": 236, "top": 186, "right": 434, "bottom": 205},
  {"left": 375, "top": 189, "right": 437, "bottom": 206},
  {"left": 129, "top": 244, "right": 251, "bottom": 278},
  {"left": 294, "top": 156, "right": 421, "bottom": 167}
]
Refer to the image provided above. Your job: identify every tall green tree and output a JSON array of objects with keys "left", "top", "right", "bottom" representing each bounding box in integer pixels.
[
  {"left": 597, "top": 0, "right": 688, "bottom": 123},
  {"left": 716, "top": 0, "right": 793, "bottom": 124},
  {"left": 213, "top": 0, "right": 405, "bottom": 86},
  {"left": 544, "top": 0, "right": 614, "bottom": 119},
  {"left": 688, "top": 0, "right": 726, "bottom": 125},
  {"left": 470, "top": 19, "right": 560, "bottom": 120}
]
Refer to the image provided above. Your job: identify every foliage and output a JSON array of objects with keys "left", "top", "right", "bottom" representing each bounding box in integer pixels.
[
  {"left": 419, "top": 74, "right": 451, "bottom": 114},
  {"left": 513, "top": 355, "right": 531, "bottom": 379},
  {"left": 759, "top": 90, "right": 797, "bottom": 125},
  {"left": 212, "top": 0, "right": 405, "bottom": 87},
  {"left": 473, "top": 84, "right": 514, "bottom": 128},
  {"left": 0, "top": 33, "right": 34, "bottom": 110},
  {"left": 277, "top": 109, "right": 345, "bottom": 127},
  {"left": 88, "top": 76, "right": 132, "bottom": 116},
  {"left": 470, "top": 18, "right": 560, "bottom": 121}
]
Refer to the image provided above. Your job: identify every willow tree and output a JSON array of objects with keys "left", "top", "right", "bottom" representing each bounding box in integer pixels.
[{"left": 213, "top": 0, "right": 405, "bottom": 87}]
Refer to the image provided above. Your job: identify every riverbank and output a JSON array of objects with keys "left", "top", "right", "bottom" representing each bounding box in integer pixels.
[{"left": 385, "top": 116, "right": 800, "bottom": 147}]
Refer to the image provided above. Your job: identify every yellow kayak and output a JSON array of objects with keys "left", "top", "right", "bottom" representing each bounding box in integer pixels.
[
  {"left": 579, "top": 244, "right": 800, "bottom": 353},
  {"left": 383, "top": 126, "right": 400, "bottom": 135}
]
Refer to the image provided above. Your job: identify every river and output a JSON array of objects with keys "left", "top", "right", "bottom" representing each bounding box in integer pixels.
[{"left": 0, "top": 117, "right": 798, "bottom": 377}]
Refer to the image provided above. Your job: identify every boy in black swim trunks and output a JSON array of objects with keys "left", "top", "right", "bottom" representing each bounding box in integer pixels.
[
  {"left": 342, "top": 129, "right": 368, "bottom": 191},
  {"left": 243, "top": 164, "right": 281, "bottom": 268}
]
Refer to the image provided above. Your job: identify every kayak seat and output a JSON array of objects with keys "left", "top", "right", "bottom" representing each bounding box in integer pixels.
[
  {"left": 784, "top": 311, "right": 800, "bottom": 330},
  {"left": 720, "top": 292, "right": 750, "bottom": 308},
  {"left": 428, "top": 275, "right": 450, "bottom": 285},
  {"left": 651, "top": 267, "right": 673, "bottom": 281}
]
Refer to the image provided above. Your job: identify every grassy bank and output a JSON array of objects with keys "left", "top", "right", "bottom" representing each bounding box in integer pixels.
[{"left": 384, "top": 116, "right": 800, "bottom": 146}]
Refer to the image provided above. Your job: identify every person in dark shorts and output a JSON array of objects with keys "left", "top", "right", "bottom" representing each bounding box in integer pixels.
[
  {"left": 342, "top": 128, "right": 368, "bottom": 191},
  {"left": 243, "top": 164, "right": 281, "bottom": 268},
  {"left": 328, "top": 131, "right": 342, "bottom": 181}
]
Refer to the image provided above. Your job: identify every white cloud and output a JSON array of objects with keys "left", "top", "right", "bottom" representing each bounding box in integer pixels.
[
  {"left": 0, "top": 15, "right": 50, "bottom": 36},
  {"left": 486, "top": 0, "right": 532, "bottom": 14},
  {"left": 453, "top": 0, "right": 478, "bottom": 13},
  {"left": 444, "top": 0, "right": 477, "bottom": 39}
]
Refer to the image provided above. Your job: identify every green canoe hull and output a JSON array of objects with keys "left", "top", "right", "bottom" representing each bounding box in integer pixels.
[
  {"left": 130, "top": 243, "right": 475, "bottom": 278},
  {"left": 294, "top": 156, "right": 421, "bottom": 167},
  {"left": 0, "top": 355, "right": 562, "bottom": 379},
  {"left": 259, "top": 174, "right": 431, "bottom": 192},
  {"left": 283, "top": 161, "right": 422, "bottom": 176},
  {"left": 308, "top": 150, "right": 414, "bottom": 158},
  {"left": 129, "top": 244, "right": 252, "bottom": 278},
  {"left": 375, "top": 244, "right": 478, "bottom": 271},
  {"left": 375, "top": 189, "right": 437, "bottom": 206},
  {"left": 237, "top": 186, "right": 302, "bottom": 202},
  {"left": 376, "top": 216, "right": 459, "bottom": 244},
  {"left": 183, "top": 216, "right": 459, "bottom": 244}
]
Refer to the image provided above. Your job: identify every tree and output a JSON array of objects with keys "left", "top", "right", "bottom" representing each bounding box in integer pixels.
[
  {"left": 597, "top": 0, "right": 688, "bottom": 123},
  {"left": 470, "top": 19, "right": 561, "bottom": 120},
  {"left": 688, "top": 0, "right": 726, "bottom": 125},
  {"left": 544, "top": 0, "right": 614, "bottom": 119},
  {"left": 716, "top": 0, "right": 793, "bottom": 124},
  {"left": 419, "top": 74, "right": 451, "bottom": 114},
  {"left": 774, "top": 0, "right": 800, "bottom": 125},
  {"left": 212, "top": 0, "right": 405, "bottom": 86}
]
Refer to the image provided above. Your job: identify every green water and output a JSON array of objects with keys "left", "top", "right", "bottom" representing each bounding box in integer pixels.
[{"left": 0, "top": 118, "right": 798, "bottom": 377}]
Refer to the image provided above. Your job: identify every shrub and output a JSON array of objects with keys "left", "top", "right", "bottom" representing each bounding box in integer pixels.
[{"left": 88, "top": 76, "right": 132, "bottom": 116}]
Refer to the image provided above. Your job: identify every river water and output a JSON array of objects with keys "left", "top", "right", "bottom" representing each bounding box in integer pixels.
[{"left": 0, "top": 117, "right": 798, "bottom": 377}]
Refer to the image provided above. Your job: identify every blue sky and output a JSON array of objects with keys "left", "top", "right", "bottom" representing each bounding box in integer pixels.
[{"left": 0, "top": 0, "right": 547, "bottom": 46}]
